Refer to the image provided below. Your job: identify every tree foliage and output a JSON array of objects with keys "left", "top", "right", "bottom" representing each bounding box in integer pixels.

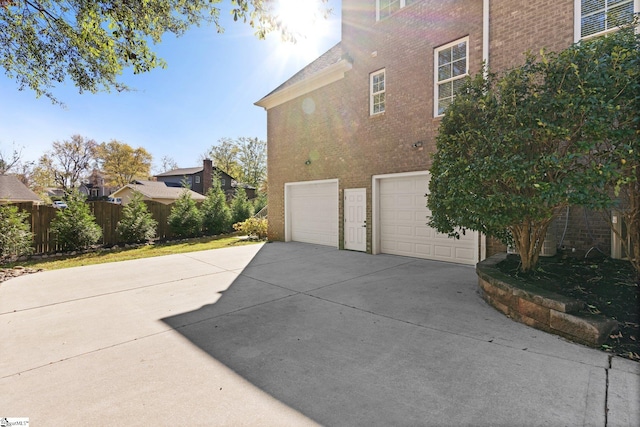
[
  {"left": 0, "top": 0, "right": 329, "bottom": 103},
  {"left": 565, "top": 26, "right": 639, "bottom": 275},
  {"left": 201, "top": 175, "right": 231, "bottom": 236},
  {"left": 206, "top": 136, "right": 266, "bottom": 188},
  {"left": 41, "top": 134, "right": 97, "bottom": 193},
  {"left": 50, "top": 189, "right": 102, "bottom": 251},
  {"left": 116, "top": 190, "right": 157, "bottom": 243},
  {"left": 230, "top": 186, "right": 254, "bottom": 225},
  {"left": 428, "top": 26, "right": 639, "bottom": 273},
  {"left": 237, "top": 136, "right": 266, "bottom": 188},
  {"left": 96, "top": 140, "right": 153, "bottom": 187},
  {"left": 207, "top": 137, "right": 242, "bottom": 179},
  {"left": 167, "top": 183, "right": 202, "bottom": 238},
  {"left": 0, "top": 204, "right": 34, "bottom": 260}
]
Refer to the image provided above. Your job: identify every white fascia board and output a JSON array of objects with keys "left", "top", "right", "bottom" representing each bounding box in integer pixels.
[{"left": 255, "top": 59, "right": 352, "bottom": 110}]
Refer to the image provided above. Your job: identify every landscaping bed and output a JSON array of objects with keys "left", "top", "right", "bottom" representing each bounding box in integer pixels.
[{"left": 495, "top": 253, "right": 639, "bottom": 361}]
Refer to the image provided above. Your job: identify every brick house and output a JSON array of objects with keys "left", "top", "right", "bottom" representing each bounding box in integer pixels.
[{"left": 256, "top": 0, "right": 638, "bottom": 265}]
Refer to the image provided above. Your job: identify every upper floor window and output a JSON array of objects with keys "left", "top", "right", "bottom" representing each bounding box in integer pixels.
[
  {"left": 370, "top": 69, "right": 386, "bottom": 115},
  {"left": 434, "top": 38, "right": 468, "bottom": 117},
  {"left": 195, "top": 175, "right": 201, "bottom": 184},
  {"left": 578, "top": 0, "right": 637, "bottom": 39},
  {"left": 377, "top": 0, "right": 416, "bottom": 21}
]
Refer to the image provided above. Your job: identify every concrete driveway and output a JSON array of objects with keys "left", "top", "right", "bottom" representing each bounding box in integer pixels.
[{"left": 1, "top": 242, "right": 638, "bottom": 426}]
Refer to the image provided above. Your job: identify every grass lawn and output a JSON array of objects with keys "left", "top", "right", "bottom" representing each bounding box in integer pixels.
[{"left": 1, "top": 235, "right": 262, "bottom": 271}]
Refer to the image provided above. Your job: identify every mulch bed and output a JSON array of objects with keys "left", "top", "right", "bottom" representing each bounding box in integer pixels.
[{"left": 497, "top": 253, "right": 639, "bottom": 361}]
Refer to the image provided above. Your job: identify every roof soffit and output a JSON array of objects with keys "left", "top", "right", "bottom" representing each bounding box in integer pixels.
[{"left": 255, "top": 58, "right": 352, "bottom": 110}]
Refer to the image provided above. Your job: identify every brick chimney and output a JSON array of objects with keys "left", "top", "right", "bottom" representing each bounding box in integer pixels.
[{"left": 203, "top": 158, "right": 213, "bottom": 194}]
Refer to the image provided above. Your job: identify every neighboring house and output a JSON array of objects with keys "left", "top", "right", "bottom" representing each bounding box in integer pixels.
[
  {"left": 155, "top": 159, "right": 231, "bottom": 195},
  {"left": 256, "top": 0, "right": 638, "bottom": 265},
  {"left": 109, "top": 180, "right": 206, "bottom": 205},
  {"left": 0, "top": 175, "right": 42, "bottom": 205},
  {"left": 79, "top": 169, "right": 118, "bottom": 199}
]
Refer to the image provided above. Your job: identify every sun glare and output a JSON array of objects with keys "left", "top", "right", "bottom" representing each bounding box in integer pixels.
[{"left": 272, "top": 0, "right": 333, "bottom": 61}]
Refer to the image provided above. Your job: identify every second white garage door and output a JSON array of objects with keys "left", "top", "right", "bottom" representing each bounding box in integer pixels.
[
  {"left": 286, "top": 180, "right": 339, "bottom": 247},
  {"left": 378, "top": 173, "right": 477, "bottom": 265}
]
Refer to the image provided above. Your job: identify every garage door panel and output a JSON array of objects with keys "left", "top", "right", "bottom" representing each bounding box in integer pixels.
[
  {"left": 379, "top": 174, "right": 477, "bottom": 265},
  {"left": 415, "top": 227, "right": 433, "bottom": 238},
  {"left": 456, "top": 248, "right": 475, "bottom": 261},
  {"left": 415, "top": 244, "right": 432, "bottom": 256},
  {"left": 287, "top": 181, "right": 338, "bottom": 247}
]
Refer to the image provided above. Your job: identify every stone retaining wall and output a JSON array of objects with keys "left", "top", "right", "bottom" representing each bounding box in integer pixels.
[{"left": 477, "top": 254, "right": 618, "bottom": 346}]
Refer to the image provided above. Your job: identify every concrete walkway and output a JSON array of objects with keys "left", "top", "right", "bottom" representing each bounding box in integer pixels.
[{"left": 1, "top": 242, "right": 638, "bottom": 426}]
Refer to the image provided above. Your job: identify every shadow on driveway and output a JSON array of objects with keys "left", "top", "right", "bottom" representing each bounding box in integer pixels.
[{"left": 162, "top": 242, "right": 610, "bottom": 426}]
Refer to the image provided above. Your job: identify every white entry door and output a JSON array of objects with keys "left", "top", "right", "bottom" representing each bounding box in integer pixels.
[{"left": 344, "top": 188, "right": 367, "bottom": 252}]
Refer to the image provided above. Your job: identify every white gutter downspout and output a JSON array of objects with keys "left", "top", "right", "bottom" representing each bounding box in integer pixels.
[
  {"left": 480, "top": 0, "right": 489, "bottom": 261},
  {"left": 483, "top": 0, "right": 489, "bottom": 76}
]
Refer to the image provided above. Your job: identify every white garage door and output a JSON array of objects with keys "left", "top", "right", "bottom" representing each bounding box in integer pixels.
[
  {"left": 286, "top": 181, "right": 338, "bottom": 247},
  {"left": 379, "top": 174, "right": 477, "bottom": 265}
]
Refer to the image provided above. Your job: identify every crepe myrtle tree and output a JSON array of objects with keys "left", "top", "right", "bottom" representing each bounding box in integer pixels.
[{"left": 428, "top": 25, "right": 639, "bottom": 273}]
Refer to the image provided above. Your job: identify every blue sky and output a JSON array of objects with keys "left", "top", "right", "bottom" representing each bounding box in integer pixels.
[{"left": 0, "top": 1, "right": 341, "bottom": 173}]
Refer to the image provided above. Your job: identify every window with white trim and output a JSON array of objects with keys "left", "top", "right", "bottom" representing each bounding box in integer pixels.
[
  {"left": 376, "top": 0, "right": 416, "bottom": 21},
  {"left": 370, "top": 69, "right": 386, "bottom": 115},
  {"left": 434, "top": 38, "right": 468, "bottom": 117},
  {"left": 578, "top": 0, "right": 637, "bottom": 39},
  {"left": 195, "top": 175, "right": 201, "bottom": 184}
]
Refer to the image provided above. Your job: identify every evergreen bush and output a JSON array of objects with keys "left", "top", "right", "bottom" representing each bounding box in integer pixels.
[
  {"left": 168, "top": 188, "right": 202, "bottom": 238},
  {"left": 116, "top": 191, "right": 157, "bottom": 243},
  {"left": 201, "top": 178, "right": 232, "bottom": 235},
  {"left": 230, "top": 187, "right": 254, "bottom": 225},
  {"left": 0, "top": 205, "right": 34, "bottom": 259},
  {"left": 50, "top": 190, "right": 102, "bottom": 251}
]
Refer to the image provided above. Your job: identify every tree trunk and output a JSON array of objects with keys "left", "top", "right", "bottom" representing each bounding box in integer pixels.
[{"left": 509, "top": 217, "right": 554, "bottom": 273}]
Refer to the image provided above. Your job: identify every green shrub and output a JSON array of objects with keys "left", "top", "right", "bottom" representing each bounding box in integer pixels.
[
  {"left": 0, "top": 205, "right": 34, "bottom": 259},
  {"left": 230, "top": 187, "right": 254, "bottom": 225},
  {"left": 50, "top": 190, "right": 102, "bottom": 251},
  {"left": 233, "top": 217, "right": 267, "bottom": 239},
  {"left": 168, "top": 188, "right": 202, "bottom": 238},
  {"left": 201, "top": 178, "right": 232, "bottom": 235},
  {"left": 116, "top": 191, "right": 157, "bottom": 243},
  {"left": 253, "top": 191, "right": 267, "bottom": 215}
]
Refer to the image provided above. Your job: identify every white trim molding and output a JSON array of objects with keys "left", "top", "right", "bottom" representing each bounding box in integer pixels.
[
  {"left": 574, "top": 0, "right": 639, "bottom": 42},
  {"left": 255, "top": 59, "right": 352, "bottom": 110}
]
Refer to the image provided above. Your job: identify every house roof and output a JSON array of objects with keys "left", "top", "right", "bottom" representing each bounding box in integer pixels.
[
  {"left": 155, "top": 166, "right": 203, "bottom": 177},
  {"left": 0, "top": 174, "right": 41, "bottom": 203},
  {"left": 112, "top": 180, "right": 206, "bottom": 201},
  {"left": 255, "top": 42, "right": 351, "bottom": 110}
]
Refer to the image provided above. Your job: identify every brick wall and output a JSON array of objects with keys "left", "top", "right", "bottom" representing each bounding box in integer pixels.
[
  {"left": 267, "top": 0, "right": 484, "bottom": 247},
  {"left": 489, "top": 0, "right": 574, "bottom": 72},
  {"left": 265, "top": 0, "right": 613, "bottom": 257}
]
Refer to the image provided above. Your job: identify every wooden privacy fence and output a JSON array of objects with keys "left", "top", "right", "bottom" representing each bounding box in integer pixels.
[{"left": 10, "top": 201, "right": 177, "bottom": 254}]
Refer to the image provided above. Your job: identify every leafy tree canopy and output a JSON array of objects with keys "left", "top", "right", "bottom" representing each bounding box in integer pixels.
[
  {"left": 205, "top": 136, "right": 266, "bottom": 188},
  {"left": 41, "top": 134, "right": 97, "bottom": 192},
  {"left": 428, "top": 26, "right": 639, "bottom": 273},
  {"left": 96, "top": 140, "right": 153, "bottom": 187},
  {"left": 0, "top": 0, "right": 329, "bottom": 103}
]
